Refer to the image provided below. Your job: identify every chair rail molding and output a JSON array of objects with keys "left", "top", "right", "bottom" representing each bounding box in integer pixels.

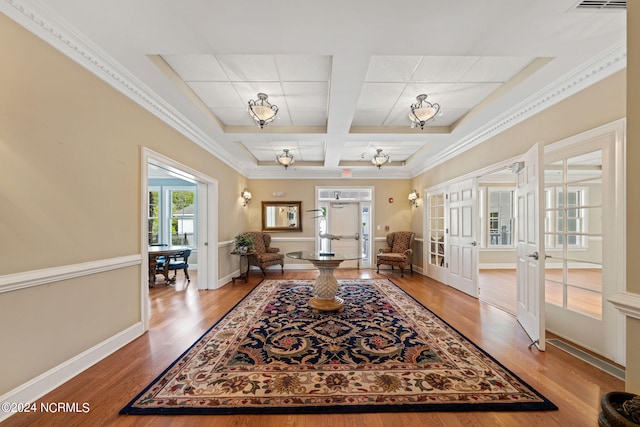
[
  {"left": 0, "top": 255, "right": 142, "bottom": 294},
  {"left": 608, "top": 292, "right": 640, "bottom": 320}
]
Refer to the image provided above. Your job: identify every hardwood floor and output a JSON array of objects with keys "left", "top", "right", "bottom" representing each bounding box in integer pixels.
[{"left": 2, "top": 269, "right": 622, "bottom": 426}]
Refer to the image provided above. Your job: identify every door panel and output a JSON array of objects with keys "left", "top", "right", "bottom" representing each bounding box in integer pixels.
[
  {"left": 515, "top": 142, "right": 545, "bottom": 351},
  {"left": 329, "top": 202, "right": 360, "bottom": 268},
  {"left": 544, "top": 139, "right": 618, "bottom": 361},
  {"left": 447, "top": 179, "right": 478, "bottom": 297}
]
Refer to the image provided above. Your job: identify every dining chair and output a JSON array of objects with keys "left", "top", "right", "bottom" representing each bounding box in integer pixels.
[{"left": 168, "top": 249, "right": 192, "bottom": 282}]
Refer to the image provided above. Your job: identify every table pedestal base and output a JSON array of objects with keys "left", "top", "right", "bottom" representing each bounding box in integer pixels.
[
  {"left": 308, "top": 259, "right": 345, "bottom": 312},
  {"left": 309, "top": 296, "right": 344, "bottom": 312}
]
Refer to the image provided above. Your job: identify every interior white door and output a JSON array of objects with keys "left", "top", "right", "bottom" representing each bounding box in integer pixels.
[
  {"left": 447, "top": 179, "right": 478, "bottom": 297},
  {"left": 329, "top": 202, "right": 360, "bottom": 268},
  {"left": 515, "top": 142, "right": 546, "bottom": 351}
]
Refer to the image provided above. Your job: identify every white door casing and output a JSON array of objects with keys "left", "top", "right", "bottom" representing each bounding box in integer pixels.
[{"left": 515, "top": 142, "right": 545, "bottom": 351}]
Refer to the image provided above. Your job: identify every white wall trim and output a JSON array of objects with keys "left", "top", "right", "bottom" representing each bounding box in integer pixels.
[
  {"left": 0, "top": 255, "right": 142, "bottom": 294},
  {"left": 0, "top": 322, "right": 144, "bottom": 423},
  {"left": 608, "top": 292, "right": 640, "bottom": 320}
]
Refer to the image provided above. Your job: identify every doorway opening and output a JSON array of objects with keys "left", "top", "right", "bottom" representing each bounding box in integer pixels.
[
  {"left": 141, "top": 148, "right": 219, "bottom": 331},
  {"left": 315, "top": 187, "right": 373, "bottom": 269}
]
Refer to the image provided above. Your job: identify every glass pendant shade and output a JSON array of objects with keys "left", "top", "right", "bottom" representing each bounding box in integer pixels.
[
  {"left": 248, "top": 93, "right": 278, "bottom": 128},
  {"left": 409, "top": 94, "right": 440, "bottom": 129}
]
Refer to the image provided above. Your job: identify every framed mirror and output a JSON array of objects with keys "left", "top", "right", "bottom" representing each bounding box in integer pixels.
[{"left": 262, "top": 201, "right": 302, "bottom": 232}]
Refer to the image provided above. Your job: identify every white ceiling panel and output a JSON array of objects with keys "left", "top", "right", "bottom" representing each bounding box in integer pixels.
[
  {"left": 288, "top": 109, "right": 327, "bottom": 126},
  {"left": 281, "top": 82, "right": 329, "bottom": 109},
  {"left": 217, "top": 55, "right": 280, "bottom": 81},
  {"left": 187, "top": 82, "right": 242, "bottom": 108},
  {"left": 351, "top": 109, "right": 394, "bottom": 126},
  {"left": 163, "top": 54, "right": 228, "bottom": 82},
  {"left": 356, "top": 83, "right": 406, "bottom": 110},
  {"left": 411, "top": 56, "right": 481, "bottom": 83},
  {"left": 211, "top": 108, "right": 254, "bottom": 126}
]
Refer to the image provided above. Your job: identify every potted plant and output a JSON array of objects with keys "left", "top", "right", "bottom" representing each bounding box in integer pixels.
[{"left": 233, "top": 233, "right": 254, "bottom": 254}]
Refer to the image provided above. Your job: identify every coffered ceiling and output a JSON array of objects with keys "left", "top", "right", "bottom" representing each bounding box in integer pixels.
[{"left": 2, "top": 0, "right": 626, "bottom": 178}]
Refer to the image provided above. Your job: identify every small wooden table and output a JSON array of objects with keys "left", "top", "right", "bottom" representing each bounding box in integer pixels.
[
  {"left": 285, "top": 251, "right": 361, "bottom": 312},
  {"left": 230, "top": 250, "right": 255, "bottom": 284},
  {"left": 148, "top": 245, "right": 191, "bottom": 286}
]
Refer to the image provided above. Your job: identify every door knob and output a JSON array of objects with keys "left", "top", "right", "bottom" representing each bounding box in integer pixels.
[
  {"left": 470, "top": 241, "right": 477, "bottom": 246},
  {"left": 527, "top": 252, "right": 539, "bottom": 260}
]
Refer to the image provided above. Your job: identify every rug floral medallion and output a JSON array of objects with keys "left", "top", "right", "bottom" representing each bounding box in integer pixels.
[{"left": 121, "top": 279, "right": 557, "bottom": 415}]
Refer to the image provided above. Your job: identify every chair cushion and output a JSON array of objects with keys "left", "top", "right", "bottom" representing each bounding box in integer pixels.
[
  {"left": 391, "top": 232, "right": 413, "bottom": 253},
  {"left": 377, "top": 253, "right": 407, "bottom": 262},
  {"left": 256, "top": 252, "right": 284, "bottom": 262}
]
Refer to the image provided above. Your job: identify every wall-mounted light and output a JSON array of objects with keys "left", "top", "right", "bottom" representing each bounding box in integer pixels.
[
  {"left": 408, "top": 189, "right": 419, "bottom": 207},
  {"left": 241, "top": 187, "right": 252, "bottom": 206}
]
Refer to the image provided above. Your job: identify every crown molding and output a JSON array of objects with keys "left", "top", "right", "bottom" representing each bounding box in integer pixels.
[
  {"left": 1, "top": 0, "right": 245, "bottom": 176},
  {"left": 410, "top": 42, "right": 627, "bottom": 177}
]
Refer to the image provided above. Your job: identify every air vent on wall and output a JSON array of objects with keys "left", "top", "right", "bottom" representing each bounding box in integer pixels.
[{"left": 574, "top": 0, "right": 626, "bottom": 10}]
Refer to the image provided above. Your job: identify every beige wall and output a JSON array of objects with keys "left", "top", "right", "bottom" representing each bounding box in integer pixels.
[
  {"left": 0, "top": 13, "right": 249, "bottom": 394},
  {"left": 626, "top": 2, "right": 640, "bottom": 393},
  {"left": 247, "top": 179, "right": 413, "bottom": 239}
]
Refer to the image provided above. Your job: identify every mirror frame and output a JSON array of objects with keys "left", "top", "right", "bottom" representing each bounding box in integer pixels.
[{"left": 261, "top": 201, "right": 302, "bottom": 232}]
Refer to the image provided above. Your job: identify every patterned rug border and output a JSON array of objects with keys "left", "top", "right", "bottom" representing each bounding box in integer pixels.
[{"left": 121, "top": 278, "right": 557, "bottom": 415}]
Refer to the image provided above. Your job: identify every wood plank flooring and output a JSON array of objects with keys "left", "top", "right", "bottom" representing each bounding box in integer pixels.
[{"left": 2, "top": 269, "right": 622, "bottom": 426}]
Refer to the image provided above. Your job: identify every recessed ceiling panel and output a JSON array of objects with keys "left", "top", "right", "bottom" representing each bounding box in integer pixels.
[
  {"left": 217, "top": 55, "right": 280, "bottom": 81},
  {"left": 187, "top": 82, "right": 242, "bottom": 108},
  {"left": 411, "top": 56, "right": 481, "bottom": 82},
  {"left": 163, "top": 54, "right": 228, "bottom": 81},
  {"left": 356, "top": 82, "right": 406, "bottom": 109}
]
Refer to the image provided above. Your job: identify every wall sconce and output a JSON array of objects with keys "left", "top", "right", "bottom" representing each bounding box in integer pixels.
[
  {"left": 408, "top": 189, "right": 419, "bottom": 207},
  {"left": 241, "top": 187, "right": 252, "bottom": 207}
]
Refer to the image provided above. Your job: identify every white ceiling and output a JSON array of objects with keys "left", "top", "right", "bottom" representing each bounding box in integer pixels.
[{"left": 2, "top": 0, "right": 626, "bottom": 178}]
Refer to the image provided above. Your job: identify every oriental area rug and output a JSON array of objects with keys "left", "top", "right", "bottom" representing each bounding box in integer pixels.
[{"left": 121, "top": 279, "right": 557, "bottom": 415}]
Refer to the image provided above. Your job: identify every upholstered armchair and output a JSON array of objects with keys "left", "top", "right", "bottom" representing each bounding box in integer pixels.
[
  {"left": 244, "top": 231, "right": 284, "bottom": 277},
  {"left": 376, "top": 231, "right": 415, "bottom": 277}
]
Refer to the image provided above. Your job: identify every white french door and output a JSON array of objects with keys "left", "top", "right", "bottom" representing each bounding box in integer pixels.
[
  {"left": 515, "top": 142, "right": 545, "bottom": 351},
  {"left": 447, "top": 179, "right": 478, "bottom": 297},
  {"left": 543, "top": 123, "right": 624, "bottom": 363}
]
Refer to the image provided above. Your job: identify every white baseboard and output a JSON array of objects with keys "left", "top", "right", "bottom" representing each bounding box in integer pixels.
[{"left": 0, "top": 322, "right": 144, "bottom": 422}]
